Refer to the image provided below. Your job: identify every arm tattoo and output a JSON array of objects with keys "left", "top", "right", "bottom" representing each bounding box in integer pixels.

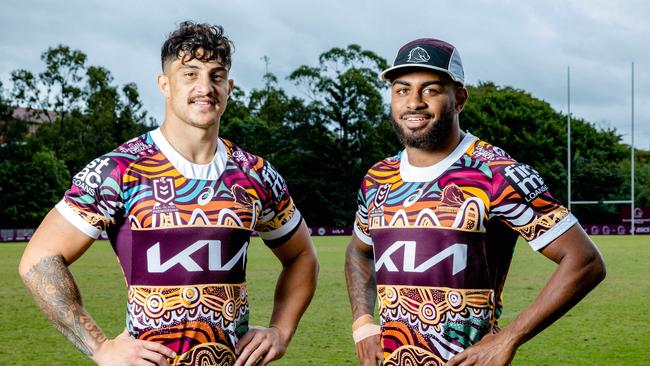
[
  {"left": 21, "top": 255, "right": 107, "bottom": 357},
  {"left": 345, "top": 245, "right": 377, "bottom": 319}
]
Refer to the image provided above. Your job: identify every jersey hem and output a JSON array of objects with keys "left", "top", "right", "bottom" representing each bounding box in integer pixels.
[
  {"left": 528, "top": 213, "right": 578, "bottom": 251},
  {"left": 55, "top": 199, "right": 102, "bottom": 239},
  {"left": 258, "top": 210, "right": 302, "bottom": 241},
  {"left": 354, "top": 225, "right": 373, "bottom": 245}
]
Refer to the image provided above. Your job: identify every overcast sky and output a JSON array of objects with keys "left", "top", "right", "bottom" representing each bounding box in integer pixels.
[{"left": 1, "top": 0, "right": 649, "bottom": 150}]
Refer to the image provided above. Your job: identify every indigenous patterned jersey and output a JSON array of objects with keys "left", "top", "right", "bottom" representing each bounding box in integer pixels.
[
  {"left": 354, "top": 133, "right": 577, "bottom": 366},
  {"left": 57, "top": 128, "right": 301, "bottom": 365}
]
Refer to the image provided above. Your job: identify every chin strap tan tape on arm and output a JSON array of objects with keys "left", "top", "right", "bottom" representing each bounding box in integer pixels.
[{"left": 352, "top": 314, "right": 380, "bottom": 344}]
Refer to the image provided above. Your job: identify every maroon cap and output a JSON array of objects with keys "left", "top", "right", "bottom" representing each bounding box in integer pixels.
[{"left": 380, "top": 38, "right": 465, "bottom": 85}]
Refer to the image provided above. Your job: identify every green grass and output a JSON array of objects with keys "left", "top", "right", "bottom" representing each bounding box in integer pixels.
[{"left": 1, "top": 236, "right": 649, "bottom": 365}]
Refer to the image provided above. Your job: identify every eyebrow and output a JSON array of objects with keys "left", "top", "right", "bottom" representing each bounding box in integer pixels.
[
  {"left": 392, "top": 80, "right": 446, "bottom": 87},
  {"left": 179, "top": 64, "right": 200, "bottom": 70},
  {"left": 178, "top": 64, "right": 228, "bottom": 73}
]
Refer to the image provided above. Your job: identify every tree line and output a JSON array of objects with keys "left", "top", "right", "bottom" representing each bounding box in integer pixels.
[{"left": 1, "top": 45, "right": 648, "bottom": 228}]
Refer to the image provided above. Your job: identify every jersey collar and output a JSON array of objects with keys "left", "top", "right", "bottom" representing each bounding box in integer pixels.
[
  {"left": 150, "top": 128, "right": 228, "bottom": 180},
  {"left": 399, "top": 132, "right": 477, "bottom": 182}
]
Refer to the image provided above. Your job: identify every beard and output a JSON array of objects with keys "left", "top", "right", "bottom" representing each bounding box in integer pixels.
[{"left": 391, "top": 107, "right": 455, "bottom": 150}]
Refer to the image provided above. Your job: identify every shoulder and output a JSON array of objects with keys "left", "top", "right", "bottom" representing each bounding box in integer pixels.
[
  {"left": 467, "top": 139, "right": 514, "bottom": 164},
  {"left": 221, "top": 138, "right": 266, "bottom": 172},
  {"left": 364, "top": 152, "right": 402, "bottom": 183},
  {"left": 72, "top": 132, "right": 156, "bottom": 195},
  {"left": 466, "top": 138, "right": 526, "bottom": 181},
  {"left": 114, "top": 131, "right": 157, "bottom": 158},
  {"left": 220, "top": 138, "right": 288, "bottom": 195}
]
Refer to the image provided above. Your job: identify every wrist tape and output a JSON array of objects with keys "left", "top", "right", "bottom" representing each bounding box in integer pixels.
[{"left": 352, "top": 314, "right": 380, "bottom": 343}]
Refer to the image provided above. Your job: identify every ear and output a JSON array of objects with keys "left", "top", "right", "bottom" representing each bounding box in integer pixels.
[
  {"left": 227, "top": 79, "right": 234, "bottom": 99},
  {"left": 157, "top": 73, "right": 171, "bottom": 98},
  {"left": 455, "top": 86, "right": 469, "bottom": 112}
]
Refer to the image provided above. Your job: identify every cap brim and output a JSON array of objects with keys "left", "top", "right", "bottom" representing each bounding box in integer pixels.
[{"left": 379, "top": 64, "right": 463, "bottom": 85}]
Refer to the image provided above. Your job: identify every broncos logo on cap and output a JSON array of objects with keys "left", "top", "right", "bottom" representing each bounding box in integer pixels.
[{"left": 407, "top": 46, "right": 431, "bottom": 63}]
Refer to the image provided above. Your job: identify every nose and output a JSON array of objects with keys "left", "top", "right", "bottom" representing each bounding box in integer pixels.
[
  {"left": 194, "top": 73, "right": 215, "bottom": 95},
  {"left": 406, "top": 92, "right": 426, "bottom": 110}
]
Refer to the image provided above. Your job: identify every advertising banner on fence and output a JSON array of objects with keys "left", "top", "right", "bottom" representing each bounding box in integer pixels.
[{"left": 2, "top": 222, "right": 648, "bottom": 243}]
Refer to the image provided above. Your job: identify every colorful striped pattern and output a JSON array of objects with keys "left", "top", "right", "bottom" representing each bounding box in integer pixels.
[
  {"left": 60, "top": 131, "right": 299, "bottom": 365},
  {"left": 355, "top": 137, "right": 573, "bottom": 364}
]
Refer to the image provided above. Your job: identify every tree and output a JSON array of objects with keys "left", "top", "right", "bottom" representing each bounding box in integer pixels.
[
  {"left": 1, "top": 45, "right": 152, "bottom": 227},
  {"left": 0, "top": 144, "right": 69, "bottom": 228},
  {"left": 10, "top": 45, "right": 151, "bottom": 174},
  {"left": 462, "top": 82, "right": 632, "bottom": 224},
  {"left": 286, "top": 45, "right": 398, "bottom": 225},
  {"left": 0, "top": 81, "right": 29, "bottom": 144}
]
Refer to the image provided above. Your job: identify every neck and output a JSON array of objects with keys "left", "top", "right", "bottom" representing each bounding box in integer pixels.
[
  {"left": 159, "top": 118, "right": 220, "bottom": 164},
  {"left": 405, "top": 125, "right": 465, "bottom": 167}
]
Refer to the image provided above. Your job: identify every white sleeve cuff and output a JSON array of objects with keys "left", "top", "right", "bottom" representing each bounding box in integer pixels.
[
  {"left": 354, "top": 224, "right": 373, "bottom": 246},
  {"left": 55, "top": 200, "right": 102, "bottom": 239},
  {"left": 528, "top": 213, "right": 578, "bottom": 251},
  {"left": 258, "top": 210, "right": 302, "bottom": 241}
]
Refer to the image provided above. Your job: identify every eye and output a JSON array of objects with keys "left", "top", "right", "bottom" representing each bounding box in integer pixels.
[
  {"left": 423, "top": 88, "right": 440, "bottom": 96},
  {"left": 394, "top": 88, "right": 409, "bottom": 96},
  {"left": 184, "top": 72, "right": 196, "bottom": 78}
]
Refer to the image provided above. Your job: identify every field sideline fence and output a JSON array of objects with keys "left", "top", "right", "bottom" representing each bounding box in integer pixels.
[{"left": 2, "top": 224, "right": 649, "bottom": 243}]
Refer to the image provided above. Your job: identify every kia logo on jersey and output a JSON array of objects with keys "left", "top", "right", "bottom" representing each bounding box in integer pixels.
[
  {"left": 125, "top": 227, "right": 251, "bottom": 286},
  {"left": 376, "top": 241, "right": 467, "bottom": 274},
  {"left": 147, "top": 240, "right": 248, "bottom": 273},
  {"left": 370, "top": 228, "right": 491, "bottom": 288}
]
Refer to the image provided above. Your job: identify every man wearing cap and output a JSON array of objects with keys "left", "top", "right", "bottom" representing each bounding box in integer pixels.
[{"left": 344, "top": 38, "right": 605, "bottom": 366}]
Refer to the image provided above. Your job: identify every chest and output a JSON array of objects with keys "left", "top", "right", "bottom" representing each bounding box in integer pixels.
[
  {"left": 367, "top": 172, "right": 491, "bottom": 233},
  {"left": 120, "top": 164, "right": 263, "bottom": 231}
]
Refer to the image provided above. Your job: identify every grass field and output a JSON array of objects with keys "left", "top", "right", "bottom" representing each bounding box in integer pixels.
[{"left": 1, "top": 236, "right": 649, "bottom": 365}]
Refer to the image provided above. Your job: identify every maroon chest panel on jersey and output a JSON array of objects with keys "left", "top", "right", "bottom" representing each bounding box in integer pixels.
[{"left": 372, "top": 228, "right": 492, "bottom": 289}]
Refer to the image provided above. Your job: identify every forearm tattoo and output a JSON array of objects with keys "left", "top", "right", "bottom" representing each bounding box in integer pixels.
[
  {"left": 345, "top": 245, "right": 377, "bottom": 319},
  {"left": 21, "top": 255, "right": 107, "bottom": 357}
]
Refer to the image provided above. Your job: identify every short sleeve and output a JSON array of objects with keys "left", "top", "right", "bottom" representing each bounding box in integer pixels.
[
  {"left": 253, "top": 160, "right": 302, "bottom": 248},
  {"left": 353, "top": 178, "right": 373, "bottom": 246},
  {"left": 56, "top": 155, "right": 125, "bottom": 239},
  {"left": 489, "top": 161, "right": 577, "bottom": 251}
]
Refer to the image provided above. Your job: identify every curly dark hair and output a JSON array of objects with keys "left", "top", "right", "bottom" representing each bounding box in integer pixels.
[{"left": 161, "top": 21, "right": 234, "bottom": 71}]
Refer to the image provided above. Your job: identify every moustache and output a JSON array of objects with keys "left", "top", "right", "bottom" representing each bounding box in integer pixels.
[
  {"left": 400, "top": 110, "right": 433, "bottom": 119},
  {"left": 188, "top": 94, "right": 218, "bottom": 104}
]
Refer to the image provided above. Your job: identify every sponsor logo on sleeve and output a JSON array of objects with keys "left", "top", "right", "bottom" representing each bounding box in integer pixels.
[
  {"left": 261, "top": 161, "right": 287, "bottom": 205},
  {"left": 73, "top": 157, "right": 113, "bottom": 196},
  {"left": 503, "top": 163, "right": 549, "bottom": 202}
]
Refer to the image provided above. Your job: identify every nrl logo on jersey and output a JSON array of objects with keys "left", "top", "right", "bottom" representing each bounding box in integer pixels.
[
  {"left": 152, "top": 177, "right": 179, "bottom": 214},
  {"left": 503, "top": 163, "right": 549, "bottom": 202},
  {"left": 369, "top": 184, "right": 391, "bottom": 227}
]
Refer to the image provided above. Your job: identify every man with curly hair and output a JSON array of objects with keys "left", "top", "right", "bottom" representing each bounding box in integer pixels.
[{"left": 19, "top": 21, "right": 318, "bottom": 366}]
